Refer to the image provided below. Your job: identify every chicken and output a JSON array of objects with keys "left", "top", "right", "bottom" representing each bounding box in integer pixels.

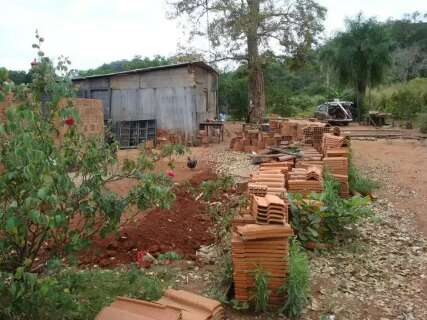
[{"left": 187, "top": 156, "right": 198, "bottom": 170}]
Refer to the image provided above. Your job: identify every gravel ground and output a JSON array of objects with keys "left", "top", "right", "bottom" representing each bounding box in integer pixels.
[{"left": 164, "top": 137, "right": 427, "bottom": 320}]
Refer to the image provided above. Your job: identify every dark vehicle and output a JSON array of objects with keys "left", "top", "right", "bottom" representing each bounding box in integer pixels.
[{"left": 314, "top": 100, "right": 353, "bottom": 125}]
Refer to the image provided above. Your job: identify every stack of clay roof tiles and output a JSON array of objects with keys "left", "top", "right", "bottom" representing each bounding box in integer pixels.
[
  {"left": 259, "top": 161, "right": 293, "bottom": 172},
  {"left": 96, "top": 297, "right": 182, "bottom": 320},
  {"left": 323, "top": 157, "right": 348, "bottom": 176},
  {"left": 251, "top": 194, "right": 288, "bottom": 224},
  {"left": 232, "top": 224, "right": 293, "bottom": 305},
  {"left": 157, "top": 289, "right": 224, "bottom": 320},
  {"left": 287, "top": 166, "right": 324, "bottom": 195},
  {"left": 249, "top": 169, "right": 287, "bottom": 198},
  {"left": 232, "top": 213, "right": 256, "bottom": 229},
  {"left": 295, "top": 146, "right": 323, "bottom": 168},
  {"left": 97, "top": 290, "right": 224, "bottom": 320},
  {"left": 321, "top": 133, "right": 349, "bottom": 154}
]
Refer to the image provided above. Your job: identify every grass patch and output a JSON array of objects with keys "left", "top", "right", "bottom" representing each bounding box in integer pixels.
[
  {"left": 348, "top": 158, "right": 380, "bottom": 195},
  {"left": 280, "top": 238, "right": 310, "bottom": 319},
  {"left": 157, "top": 251, "right": 181, "bottom": 261},
  {"left": 252, "top": 267, "right": 270, "bottom": 313},
  {"left": 57, "top": 265, "right": 168, "bottom": 319}
]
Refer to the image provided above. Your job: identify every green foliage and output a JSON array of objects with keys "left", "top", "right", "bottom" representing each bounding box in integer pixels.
[
  {"left": 0, "top": 35, "right": 184, "bottom": 319},
  {"left": 290, "top": 174, "right": 372, "bottom": 244},
  {"left": 79, "top": 55, "right": 173, "bottom": 76},
  {"left": 417, "top": 112, "right": 427, "bottom": 133},
  {"left": 281, "top": 238, "right": 310, "bottom": 319},
  {"left": 251, "top": 267, "right": 270, "bottom": 313},
  {"left": 157, "top": 251, "right": 181, "bottom": 261},
  {"left": 0, "top": 266, "right": 166, "bottom": 320},
  {"left": 370, "top": 77, "right": 427, "bottom": 121},
  {"left": 218, "top": 67, "right": 248, "bottom": 120},
  {"left": 200, "top": 175, "right": 234, "bottom": 201},
  {"left": 322, "top": 14, "right": 392, "bottom": 116},
  {"left": 348, "top": 158, "right": 380, "bottom": 195}
]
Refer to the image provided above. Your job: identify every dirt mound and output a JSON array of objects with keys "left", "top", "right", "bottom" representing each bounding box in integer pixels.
[
  {"left": 79, "top": 189, "right": 214, "bottom": 267},
  {"left": 188, "top": 169, "right": 217, "bottom": 186}
]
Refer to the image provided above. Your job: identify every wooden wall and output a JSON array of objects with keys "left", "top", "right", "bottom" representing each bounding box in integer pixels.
[{"left": 73, "top": 65, "right": 218, "bottom": 139}]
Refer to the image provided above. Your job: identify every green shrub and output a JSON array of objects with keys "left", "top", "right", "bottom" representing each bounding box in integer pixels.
[
  {"left": 290, "top": 174, "right": 372, "bottom": 244},
  {"left": 0, "top": 34, "right": 183, "bottom": 319},
  {"left": 251, "top": 267, "right": 270, "bottom": 312},
  {"left": 417, "top": 112, "right": 427, "bottom": 133},
  {"left": 281, "top": 238, "right": 310, "bottom": 319},
  {"left": 200, "top": 175, "right": 234, "bottom": 201},
  {"left": 370, "top": 77, "right": 427, "bottom": 120}
]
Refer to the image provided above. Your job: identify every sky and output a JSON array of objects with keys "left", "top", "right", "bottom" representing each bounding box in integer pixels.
[{"left": 0, "top": 0, "right": 426, "bottom": 71}]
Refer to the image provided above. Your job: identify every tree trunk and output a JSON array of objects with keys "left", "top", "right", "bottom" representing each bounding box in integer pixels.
[
  {"left": 356, "top": 80, "right": 367, "bottom": 122},
  {"left": 246, "top": 0, "right": 265, "bottom": 123}
]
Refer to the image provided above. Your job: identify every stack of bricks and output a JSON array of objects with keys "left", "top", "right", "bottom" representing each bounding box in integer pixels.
[
  {"left": 248, "top": 183, "right": 268, "bottom": 197},
  {"left": 287, "top": 166, "right": 324, "bottom": 195},
  {"left": 302, "top": 124, "right": 331, "bottom": 151},
  {"left": 59, "top": 98, "right": 104, "bottom": 138},
  {"left": 230, "top": 126, "right": 267, "bottom": 152},
  {"left": 251, "top": 194, "right": 288, "bottom": 224},
  {"left": 232, "top": 224, "right": 293, "bottom": 306}
]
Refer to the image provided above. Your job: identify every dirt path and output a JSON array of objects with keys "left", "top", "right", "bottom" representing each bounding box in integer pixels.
[{"left": 352, "top": 139, "right": 427, "bottom": 236}]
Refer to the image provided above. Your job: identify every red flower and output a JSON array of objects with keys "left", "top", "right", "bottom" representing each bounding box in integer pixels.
[
  {"left": 167, "top": 170, "right": 176, "bottom": 178},
  {"left": 64, "top": 117, "right": 75, "bottom": 126}
]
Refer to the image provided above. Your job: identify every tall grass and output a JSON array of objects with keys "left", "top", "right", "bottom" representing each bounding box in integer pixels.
[
  {"left": 348, "top": 157, "right": 380, "bottom": 195},
  {"left": 281, "top": 239, "right": 310, "bottom": 319},
  {"left": 252, "top": 267, "right": 270, "bottom": 312}
]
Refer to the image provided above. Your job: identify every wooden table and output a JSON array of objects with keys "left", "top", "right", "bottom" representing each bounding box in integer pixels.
[{"left": 199, "top": 121, "right": 225, "bottom": 142}]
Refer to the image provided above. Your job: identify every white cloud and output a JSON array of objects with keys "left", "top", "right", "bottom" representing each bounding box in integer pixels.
[{"left": 0, "top": 0, "right": 425, "bottom": 71}]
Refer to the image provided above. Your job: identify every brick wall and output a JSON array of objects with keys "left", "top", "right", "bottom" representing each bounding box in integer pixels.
[{"left": 58, "top": 98, "right": 104, "bottom": 139}]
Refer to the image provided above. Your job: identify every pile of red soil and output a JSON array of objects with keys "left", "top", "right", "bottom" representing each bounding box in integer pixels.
[
  {"left": 79, "top": 188, "right": 214, "bottom": 267},
  {"left": 188, "top": 169, "right": 218, "bottom": 187}
]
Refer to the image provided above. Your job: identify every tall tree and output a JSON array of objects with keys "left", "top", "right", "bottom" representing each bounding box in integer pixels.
[
  {"left": 322, "top": 14, "right": 391, "bottom": 119},
  {"left": 169, "top": 0, "right": 326, "bottom": 123}
]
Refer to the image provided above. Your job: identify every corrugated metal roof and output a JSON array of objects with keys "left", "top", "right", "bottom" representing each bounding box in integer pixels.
[{"left": 72, "top": 61, "right": 218, "bottom": 81}]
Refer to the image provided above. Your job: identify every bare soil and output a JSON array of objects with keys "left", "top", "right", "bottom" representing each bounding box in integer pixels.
[{"left": 352, "top": 139, "right": 427, "bottom": 236}]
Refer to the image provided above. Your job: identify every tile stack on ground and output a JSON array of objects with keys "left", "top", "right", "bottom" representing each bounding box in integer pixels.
[
  {"left": 323, "top": 157, "right": 348, "bottom": 176},
  {"left": 157, "top": 289, "right": 224, "bottom": 320},
  {"left": 296, "top": 146, "right": 324, "bottom": 168},
  {"left": 250, "top": 173, "right": 286, "bottom": 194},
  {"left": 96, "top": 297, "right": 182, "bottom": 320},
  {"left": 232, "top": 224, "right": 293, "bottom": 306},
  {"left": 287, "top": 166, "right": 324, "bottom": 195},
  {"left": 251, "top": 194, "right": 289, "bottom": 224},
  {"left": 96, "top": 290, "right": 225, "bottom": 320},
  {"left": 232, "top": 213, "right": 256, "bottom": 229},
  {"left": 321, "top": 133, "right": 347, "bottom": 154}
]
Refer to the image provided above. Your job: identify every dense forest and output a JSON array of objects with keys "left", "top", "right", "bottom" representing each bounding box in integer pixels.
[{"left": 6, "top": 13, "right": 427, "bottom": 127}]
